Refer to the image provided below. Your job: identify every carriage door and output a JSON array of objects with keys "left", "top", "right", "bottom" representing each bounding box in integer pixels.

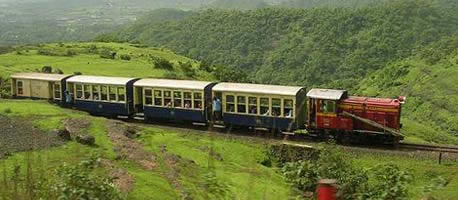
[
  {"left": 135, "top": 87, "right": 144, "bottom": 112},
  {"left": 309, "top": 99, "right": 317, "bottom": 126}
]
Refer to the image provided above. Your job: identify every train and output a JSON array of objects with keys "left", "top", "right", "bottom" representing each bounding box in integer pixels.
[{"left": 9, "top": 72, "right": 406, "bottom": 144}]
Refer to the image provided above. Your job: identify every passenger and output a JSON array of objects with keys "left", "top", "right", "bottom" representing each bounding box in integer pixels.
[
  {"left": 166, "top": 101, "right": 172, "bottom": 107},
  {"left": 250, "top": 107, "right": 257, "bottom": 114},
  {"left": 185, "top": 102, "right": 191, "bottom": 108},
  {"left": 263, "top": 109, "right": 270, "bottom": 116},
  {"left": 64, "top": 90, "right": 71, "bottom": 103},
  {"left": 286, "top": 109, "right": 293, "bottom": 117},
  {"left": 93, "top": 94, "right": 99, "bottom": 100},
  {"left": 213, "top": 97, "right": 222, "bottom": 121}
]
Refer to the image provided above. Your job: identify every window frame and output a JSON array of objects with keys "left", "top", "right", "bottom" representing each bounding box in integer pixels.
[
  {"left": 92, "top": 85, "right": 100, "bottom": 101},
  {"left": 53, "top": 82, "right": 61, "bottom": 100},
  {"left": 108, "top": 86, "right": 117, "bottom": 102},
  {"left": 183, "top": 91, "right": 192, "bottom": 109},
  {"left": 248, "top": 96, "right": 258, "bottom": 115},
  {"left": 283, "top": 98, "right": 295, "bottom": 118},
  {"left": 225, "top": 94, "right": 236, "bottom": 113},
  {"left": 117, "top": 87, "right": 126, "bottom": 103},
  {"left": 100, "top": 85, "right": 108, "bottom": 101},
  {"left": 173, "top": 91, "right": 183, "bottom": 108},
  {"left": 193, "top": 91, "right": 204, "bottom": 110},
  {"left": 17, "top": 80, "right": 24, "bottom": 95},
  {"left": 75, "top": 84, "right": 83, "bottom": 100},
  {"left": 144, "top": 88, "right": 153, "bottom": 106},
  {"left": 320, "top": 100, "right": 336, "bottom": 114},
  {"left": 83, "top": 84, "right": 92, "bottom": 100},
  {"left": 236, "top": 95, "right": 247, "bottom": 114},
  {"left": 153, "top": 89, "right": 163, "bottom": 107},
  {"left": 163, "top": 90, "right": 172, "bottom": 107}
]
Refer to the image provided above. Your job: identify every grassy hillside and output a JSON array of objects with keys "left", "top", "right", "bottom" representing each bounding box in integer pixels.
[
  {"left": 357, "top": 35, "right": 458, "bottom": 144},
  {"left": 0, "top": 42, "right": 212, "bottom": 80},
  {"left": 0, "top": 100, "right": 292, "bottom": 199}
]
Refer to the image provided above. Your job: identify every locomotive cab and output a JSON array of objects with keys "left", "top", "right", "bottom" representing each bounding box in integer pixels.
[{"left": 306, "top": 89, "right": 348, "bottom": 131}]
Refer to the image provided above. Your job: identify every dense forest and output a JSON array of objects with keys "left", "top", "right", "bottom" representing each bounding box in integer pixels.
[
  {"left": 101, "top": 0, "right": 458, "bottom": 142},
  {"left": 107, "top": 0, "right": 458, "bottom": 88}
]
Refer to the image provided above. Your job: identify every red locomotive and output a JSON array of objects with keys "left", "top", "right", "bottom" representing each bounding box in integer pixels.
[{"left": 306, "top": 89, "right": 405, "bottom": 144}]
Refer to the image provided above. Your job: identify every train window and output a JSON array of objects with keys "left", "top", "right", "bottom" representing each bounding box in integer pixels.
[
  {"left": 109, "top": 86, "right": 117, "bottom": 102},
  {"left": 260, "top": 97, "right": 269, "bottom": 116},
  {"left": 154, "top": 90, "right": 162, "bottom": 106},
  {"left": 226, "top": 95, "right": 235, "bottom": 112},
  {"left": 75, "top": 84, "right": 83, "bottom": 99},
  {"left": 284, "top": 99, "right": 294, "bottom": 118},
  {"left": 53, "top": 83, "right": 61, "bottom": 99},
  {"left": 101, "top": 86, "right": 108, "bottom": 101},
  {"left": 83, "top": 85, "right": 91, "bottom": 100},
  {"left": 174, "top": 91, "right": 182, "bottom": 108},
  {"left": 193, "top": 92, "right": 202, "bottom": 109},
  {"left": 321, "top": 100, "right": 336, "bottom": 113},
  {"left": 17, "top": 81, "right": 23, "bottom": 95},
  {"left": 237, "top": 96, "right": 247, "bottom": 113},
  {"left": 164, "top": 91, "right": 172, "bottom": 107},
  {"left": 272, "top": 98, "right": 281, "bottom": 117},
  {"left": 144, "top": 89, "right": 152, "bottom": 105},
  {"left": 118, "top": 87, "right": 125, "bottom": 102},
  {"left": 184, "top": 92, "right": 192, "bottom": 109},
  {"left": 248, "top": 97, "right": 257, "bottom": 114},
  {"left": 92, "top": 85, "right": 100, "bottom": 101}
]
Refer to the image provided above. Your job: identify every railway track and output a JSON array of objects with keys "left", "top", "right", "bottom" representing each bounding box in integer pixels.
[
  {"left": 121, "top": 117, "right": 458, "bottom": 155},
  {"left": 398, "top": 142, "right": 458, "bottom": 154}
]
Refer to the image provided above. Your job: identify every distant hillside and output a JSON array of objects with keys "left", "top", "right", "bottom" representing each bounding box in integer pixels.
[
  {"left": 0, "top": 42, "right": 213, "bottom": 80},
  {"left": 108, "top": 0, "right": 458, "bottom": 88},
  {"left": 204, "top": 0, "right": 270, "bottom": 10},
  {"left": 0, "top": 0, "right": 214, "bottom": 45}
]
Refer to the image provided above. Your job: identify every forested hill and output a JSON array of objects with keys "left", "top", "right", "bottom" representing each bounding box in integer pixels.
[{"left": 105, "top": 0, "right": 458, "bottom": 89}]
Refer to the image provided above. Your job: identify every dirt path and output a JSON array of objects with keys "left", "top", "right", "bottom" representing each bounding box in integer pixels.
[{"left": 106, "top": 120, "right": 194, "bottom": 199}]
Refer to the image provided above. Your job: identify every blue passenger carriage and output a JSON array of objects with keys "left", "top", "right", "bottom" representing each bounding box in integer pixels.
[
  {"left": 65, "top": 75, "right": 138, "bottom": 117},
  {"left": 133, "top": 79, "right": 216, "bottom": 123},
  {"left": 212, "top": 83, "right": 307, "bottom": 132}
]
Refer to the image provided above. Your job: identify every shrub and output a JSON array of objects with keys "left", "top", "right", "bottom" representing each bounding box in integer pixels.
[
  {"left": 359, "top": 163, "right": 412, "bottom": 200},
  {"left": 178, "top": 61, "right": 195, "bottom": 77},
  {"left": 100, "top": 49, "right": 116, "bottom": 59},
  {"left": 37, "top": 49, "right": 59, "bottom": 56},
  {"left": 120, "top": 54, "right": 131, "bottom": 61},
  {"left": 41, "top": 66, "right": 53, "bottom": 73},
  {"left": 281, "top": 145, "right": 368, "bottom": 199},
  {"left": 52, "top": 157, "right": 124, "bottom": 200},
  {"left": 151, "top": 56, "right": 173, "bottom": 70},
  {"left": 3, "top": 108, "right": 12, "bottom": 114},
  {"left": 65, "top": 49, "right": 77, "bottom": 57}
]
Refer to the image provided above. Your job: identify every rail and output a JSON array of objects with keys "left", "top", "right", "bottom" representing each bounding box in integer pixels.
[{"left": 399, "top": 142, "right": 458, "bottom": 153}]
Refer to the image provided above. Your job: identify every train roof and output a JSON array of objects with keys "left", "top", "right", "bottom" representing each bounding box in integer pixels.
[
  {"left": 342, "top": 96, "right": 401, "bottom": 106},
  {"left": 134, "top": 79, "right": 214, "bottom": 90},
  {"left": 66, "top": 75, "right": 136, "bottom": 85},
  {"left": 212, "top": 82, "right": 304, "bottom": 96},
  {"left": 11, "top": 72, "right": 72, "bottom": 82},
  {"left": 307, "top": 88, "right": 347, "bottom": 100}
]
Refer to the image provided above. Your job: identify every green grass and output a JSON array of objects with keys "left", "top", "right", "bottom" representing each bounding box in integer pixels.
[
  {"left": 0, "top": 42, "right": 213, "bottom": 80},
  {"left": 0, "top": 100, "right": 293, "bottom": 199},
  {"left": 137, "top": 128, "right": 292, "bottom": 200}
]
